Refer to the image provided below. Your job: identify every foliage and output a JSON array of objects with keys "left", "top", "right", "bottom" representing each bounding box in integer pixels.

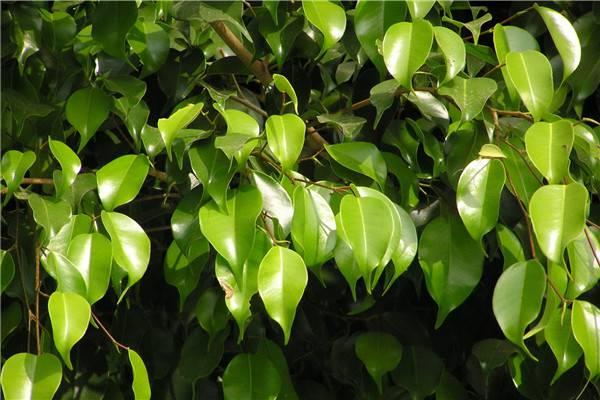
[{"left": 1, "top": 1, "right": 600, "bottom": 399}]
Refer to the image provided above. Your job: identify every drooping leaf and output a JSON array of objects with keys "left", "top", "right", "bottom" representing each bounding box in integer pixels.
[
  {"left": 216, "top": 108, "right": 260, "bottom": 165},
  {"left": 433, "top": 26, "right": 466, "bottom": 84},
  {"left": 370, "top": 79, "right": 400, "bottom": 128},
  {"left": 48, "top": 140, "right": 81, "bottom": 198},
  {"left": 492, "top": 260, "right": 546, "bottom": 359},
  {"left": 391, "top": 345, "right": 444, "bottom": 399},
  {"left": 302, "top": 0, "right": 346, "bottom": 55},
  {"left": 438, "top": 77, "right": 497, "bottom": 121},
  {"left": 499, "top": 137, "right": 542, "bottom": 206},
  {"left": 48, "top": 292, "right": 90, "bottom": 369},
  {"left": 326, "top": 142, "right": 387, "bottom": 188},
  {"left": 383, "top": 20, "right": 434, "bottom": 89},
  {"left": 0, "top": 353, "right": 62, "bottom": 400},
  {"left": 127, "top": 21, "right": 169, "bottom": 76},
  {"left": 1, "top": 150, "right": 36, "bottom": 197},
  {"left": 334, "top": 235, "right": 362, "bottom": 300},
  {"left": 177, "top": 327, "right": 227, "bottom": 383},
  {"left": 164, "top": 240, "right": 207, "bottom": 310},
  {"left": 546, "top": 309, "right": 582, "bottom": 383},
  {"left": 65, "top": 87, "right": 112, "bottom": 152},
  {"left": 252, "top": 171, "right": 294, "bottom": 237},
  {"left": 566, "top": 229, "right": 600, "bottom": 299},
  {"left": 66, "top": 233, "right": 112, "bottom": 304},
  {"left": 418, "top": 214, "right": 484, "bottom": 328},
  {"left": 272, "top": 74, "right": 298, "bottom": 114},
  {"left": 317, "top": 113, "right": 367, "bottom": 139},
  {"left": 404, "top": 91, "right": 449, "bottom": 126},
  {"left": 386, "top": 205, "right": 418, "bottom": 292},
  {"left": 256, "top": 339, "right": 299, "bottom": 400},
  {"left": 0, "top": 251, "right": 15, "bottom": 294},
  {"left": 524, "top": 120, "right": 573, "bottom": 184},
  {"left": 128, "top": 349, "right": 151, "bottom": 400},
  {"left": 571, "top": 300, "right": 600, "bottom": 379},
  {"left": 222, "top": 353, "right": 281, "bottom": 400},
  {"left": 529, "top": 183, "right": 588, "bottom": 263},
  {"left": 28, "top": 194, "right": 72, "bottom": 238},
  {"left": 496, "top": 224, "right": 526, "bottom": 269},
  {"left": 407, "top": 0, "right": 435, "bottom": 20},
  {"left": 96, "top": 154, "right": 149, "bottom": 211},
  {"left": 195, "top": 287, "right": 230, "bottom": 343},
  {"left": 355, "top": 332, "right": 403, "bottom": 393},
  {"left": 258, "top": 246, "right": 308, "bottom": 344},
  {"left": 91, "top": 1, "right": 137, "bottom": 59},
  {"left": 158, "top": 103, "right": 203, "bottom": 160},
  {"left": 265, "top": 114, "right": 305, "bottom": 170}
]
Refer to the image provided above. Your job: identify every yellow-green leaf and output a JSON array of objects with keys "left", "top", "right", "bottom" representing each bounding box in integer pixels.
[{"left": 48, "top": 292, "right": 90, "bottom": 369}]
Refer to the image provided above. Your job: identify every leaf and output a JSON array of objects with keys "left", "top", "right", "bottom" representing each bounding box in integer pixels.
[
  {"left": 91, "top": 1, "right": 137, "bottom": 59},
  {"left": 101, "top": 211, "right": 151, "bottom": 300},
  {"left": 566, "top": 229, "right": 600, "bottom": 299},
  {"left": 158, "top": 103, "right": 203, "bottom": 160},
  {"left": 65, "top": 87, "right": 112, "bottom": 151},
  {"left": 0, "top": 251, "right": 15, "bottom": 294},
  {"left": 256, "top": 339, "right": 299, "bottom": 400},
  {"left": 326, "top": 142, "right": 387, "bottom": 188},
  {"left": 40, "top": 10, "right": 76, "bottom": 50},
  {"left": 571, "top": 300, "right": 600, "bottom": 379},
  {"left": 265, "top": 114, "right": 305, "bottom": 170},
  {"left": 438, "top": 77, "right": 497, "bottom": 121},
  {"left": 128, "top": 349, "right": 151, "bottom": 400},
  {"left": 28, "top": 194, "right": 72, "bottom": 238},
  {"left": 418, "top": 214, "right": 484, "bottom": 328},
  {"left": 355, "top": 332, "right": 403, "bottom": 393},
  {"left": 188, "top": 140, "right": 235, "bottom": 210},
  {"left": 48, "top": 253, "right": 87, "bottom": 298},
  {"left": 505, "top": 51, "right": 553, "bottom": 121},
  {"left": 252, "top": 171, "right": 294, "bottom": 237},
  {"left": 222, "top": 353, "right": 281, "bottom": 400},
  {"left": 529, "top": 183, "right": 588, "bottom": 263},
  {"left": 404, "top": 91, "right": 449, "bottom": 126},
  {"left": 96, "top": 154, "right": 149, "bottom": 211},
  {"left": 0, "top": 353, "right": 62, "bottom": 400},
  {"left": 383, "top": 20, "right": 433, "bottom": 89},
  {"left": 1, "top": 150, "right": 36, "bottom": 197},
  {"left": 535, "top": 5, "right": 581, "bottom": 83},
  {"left": 258, "top": 247, "right": 308, "bottom": 344},
  {"left": 127, "top": 21, "right": 169, "bottom": 76},
  {"left": 66, "top": 233, "right": 112, "bottom": 304},
  {"left": 176, "top": 327, "right": 227, "bottom": 382},
  {"left": 433, "top": 26, "right": 466, "bottom": 84},
  {"left": 456, "top": 158, "right": 505, "bottom": 244},
  {"left": 164, "top": 241, "right": 207, "bottom": 310},
  {"left": 354, "top": 1, "right": 407, "bottom": 76},
  {"left": 302, "top": 0, "right": 346, "bottom": 55},
  {"left": 334, "top": 236, "right": 362, "bottom": 300},
  {"left": 386, "top": 205, "right": 418, "bottom": 292},
  {"left": 524, "top": 120, "right": 574, "bottom": 184},
  {"left": 391, "top": 345, "right": 444, "bottom": 399},
  {"left": 370, "top": 79, "right": 400, "bottom": 128},
  {"left": 317, "top": 113, "right": 367, "bottom": 140},
  {"left": 499, "top": 138, "right": 542, "bottom": 206},
  {"left": 496, "top": 224, "right": 525, "bottom": 269},
  {"left": 217, "top": 108, "right": 260, "bottom": 165},
  {"left": 479, "top": 143, "right": 506, "bottom": 159},
  {"left": 546, "top": 309, "right": 582, "bottom": 383},
  {"left": 273, "top": 74, "right": 298, "bottom": 114},
  {"left": 48, "top": 292, "right": 90, "bottom": 369},
  {"left": 49, "top": 140, "right": 81, "bottom": 198},
  {"left": 196, "top": 287, "right": 230, "bottom": 342},
  {"left": 492, "top": 260, "right": 546, "bottom": 360},
  {"left": 407, "top": 0, "right": 435, "bottom": 20}
]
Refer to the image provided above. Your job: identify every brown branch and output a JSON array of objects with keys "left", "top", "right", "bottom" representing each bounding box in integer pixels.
[
  {"left": 148, "top": 168, "right": 169, "bottom": 183},
  {"left": 487, "top": 106, "right": 533, "bottom": 122},
  {"left": 229, "top": 95, "right": 269, "bottom": 118},
  {"left": 92, "top": 312, "right": 129, "bottom": 352},
  {"left": 464, "top": 6, "right": 535, "bottom": 41}
]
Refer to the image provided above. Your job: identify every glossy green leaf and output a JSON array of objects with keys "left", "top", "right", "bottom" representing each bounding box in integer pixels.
[
  {"left": 101, "top": 211, "right": 150, "bottom": 299},
  {"left": 479, "top": 143, "right": 506, "bottom": 159},
  {"left": 253, "top": 171, "right": 294, "bottom": 237},
  {"left": 433, "top": 26, "right": 465, "bottom": 84},
  {"left": 128, "top": 21, "right": 169, "bottom": 76},
  {"left": 65, "top": 87, "right": 112, "bottom": 152},
  {"left": 189, "top": 140, "right": 235, "bottom": 210},
  {"left": 438, "top": 77, "right": 497, "bottom": 121},
  {"left": 355, "top": 332, "right": 403, "bottom": 393},
  {"left": 91, "top": 1, "right": 137, "bottom": 58},
  {"left": 48, "top": 252, "right": 87, "bottom": 298},
  {"left": 28, "top": 194, "right": 72, "bottom": 238},
  {"left": 524, "top": 120, "right": 573, "bottom": 184},
  {"left": 48, "top": 292, "right": 90, "bottom": 369},
  {"left": 128, "top": 349, "right": 151, "bottom": 400},
  {"left": 273, "top": 74, "right": 298, "bottom": 114},
  {"left": 571, "top": 300, "right": 600, "bottom": 379},
  {"left": 535, "top": 5, "right": 581, "bottom": 83},
  {"left": 546, "top": 309, "right": 582, "bottom": 383},
  {"left": 66, "top": 233, "right": 112, "bottom": 304},
  {"left": 386, "top": 205, "right": 418, "bottom": 292},
  {"left": 370, "top": 79, "right": 400, "bottom": 128},
  {"left": 170, "top": 187, "right": 204, "bottom": 260},
  {"left": 499, "top": 138, "right": 542, "bottom": 206},
  {"left": 49, "top": 139, "right": 81, "bottom": 198},
  {"left": 217, "top": 108, "right": 260, "bottom": 165},
  {"left": 164, "top": 240, "right": 207, "bottom": 310},
  {"left": 407, "top": 0, "right": 435, "bottom": 20},
  {"left": 222, "top": 353, "right": 281, "bottom": 400},
  {"left": 158, "top": 103, "right": 203, "bottom": 159},
  {"left": 302, "top": 0, "right": 346, "bottom": 55},
  {"left": 418, "top": 215, "right": 484, "bottom": 328},
  {"left": 0, "top": 251, "right": 15, "bottom": 294},
  {"left": 334, "top": 236, "right": 362, "bottom": 300},
  {"left": 456, "top": 158, "right": 505, "bottom": 243},
  {"left": 566, "top": 229, "right": 600, "bottom": 299},
  {"left": 96, "top": 154, "right": 149, "bottom": 211},
  {"left": 505, "top": 51, "right": 553, "bottom": 121},
  {"left": 529, "top": 183, "right": 588, "bottom": 263},
  {"left": 496, "top": 224, "right": 525, "bottom": 269},
  {"left": 266, "top": 114, "right": 305, "bottom": 170},
  {"left": 1, "top": 150, "right": 36, "bottom": 197},
  {"left": 199, "top": 186, "right": 262, "bottom": 279},
  {"left": 492, "top": 260, "right": 546, "bottom": 359},
  {"left": 404, "top": 91, "right": 449, "bottom": 126},
  {"left": 0, "top": 353, "right": 62, "bottom": 400},
  {"left": 326, "top": 142, "right": 387, "bottom": 188},
  {"left": 383, "top": 20, "right": 433, "bottom": 89},
  {"left": 258, "top": 246, "right": 308, "bottom": 344}
]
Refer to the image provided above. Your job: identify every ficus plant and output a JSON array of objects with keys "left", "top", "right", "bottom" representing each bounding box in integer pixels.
[{"left": 1, "top": 0, "right": 600, "bottom": 399}]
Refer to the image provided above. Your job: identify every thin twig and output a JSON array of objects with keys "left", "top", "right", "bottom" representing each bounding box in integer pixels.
[
  {"left": 92, "top": 312, "right": 129, "bottom": 351},
  {"left": 464, "top": 6, "right": 535, "bottom": 41},
  {"left": 229, "top": 95, "right": 269, "bottom": 118},
  {"left": 487, "top": 106, "right": 533, "bottom": 122},
  {"left": 502, "top": 162, "right": 536, "bottom": 258},
  {"left": 482, "top": 63, "right": 505, "bottom": 77},
  {"left": 35, "top": 242, "right": 41, "bottom": 355},
  {"left": 584, "top": 229, "right": 600, "bottom": 268}
]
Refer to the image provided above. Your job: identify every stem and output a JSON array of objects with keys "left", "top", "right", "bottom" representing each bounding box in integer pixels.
[
  {"left": 584, "top": 229, "right": 600, "bottom": 268},
  {"left": 487, "top": 106, "right": 533, "bottom": 122},
  {"left": 92, "top": 312, "right": 129, "bottom": 352},
  {"left": 229, "top": 95, "right": 269, "bottom": 118},
  {"left": 35, "top": 242, "right": 41, "bottom": 355}
]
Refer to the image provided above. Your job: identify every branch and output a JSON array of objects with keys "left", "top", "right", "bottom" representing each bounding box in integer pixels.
[
  {"left": 35, "top": 242, "right": 41, "bottom": 355},
  {"left": 92, "top": 312, "right": 129, "bottom": 352}
]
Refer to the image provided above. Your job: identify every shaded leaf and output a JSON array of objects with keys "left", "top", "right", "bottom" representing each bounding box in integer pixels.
[
  {"left": 355, "top": 332, "right": 403, "bottom": 393},
  {"left": 222, "top": 353, "right": 281, "bottom": 400},
  {"left": 546, "top": 309, "right": 582, "bottom": 383}
]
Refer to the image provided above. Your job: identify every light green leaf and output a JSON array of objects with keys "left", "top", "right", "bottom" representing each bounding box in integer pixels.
[
  {"left": 438, "top": 77, "right": 497, "bottom": 121},
  {"left": 48, "top": 292, "right": 90, "bottom": 369},
  {"left": 456, "top": 158, "right": 505, "bottom": 243},
  {"left": 127, "top": 20, "right": 169, "bottom": 76},
  {"left": 571, "top": 300, "right": 600, "bottom": 379},
  {"left": 492, "top": 260, "right": 546, "bottom": 360},
  {"left": 535, "top": 5, "right": 581, "bottom": 83},
  {"left": 386, "top": 205, "right": 418, "bottom": 292},
  {"left": 91, "top": 1, "right": 137, "bottom": 59},
  {"left": 0, "top": 251, "right": 15, "bottom": 294},
  {"left": 433, "top": 26, "right": 466, "bottom": 84},
  {"left": 334, "top": 236, "right": 361, "bottom": 300},
  {"left": 66, "top": 233, "right": 112, "bottom": 304},
  {"left": 326, "top": 142, "right": 387, "bottom": 188},
  {"left": 128, "top": 349, "right": 151, "bottom": 400},
  {"left": 104, "top": 76, "right": 147, "bottom": 104},
  {"left": 48, "top": 252, "right": 87, "bottom": 298},
  {"left": 566, "top": 229, "right": 600, "bottom": 299},
  {"left": 355, "top": 332, "right": 403, "bottom": 393},
  {"left": 217, "top": 108, "right": 260, "bottom": 165},
  {"left": 499, "top": 138, "right": 542, "bottom": 206},
  {"left": 1, "top": 150, "right": 36, "bottom": 197},
  {"left": 383, "top": 20, "right": 433, "bottom": 89},
  {"left": 96, "top": 154, "right": 149, "bottom": 211},
  {"left": 170, "top": 187, "right": 205, "bottom": 260},
  {"left": 505, "top": 50, "right": 553, "bottom": 121},
  {"left": 407, "top": 0, "right": 435, "bottom": 20},
  {"left": 199, "top": 186, "right": 263, "bottom": 278},
  {"left": 546, "top": 309, "right": 582, "bottom": 384},
  {"left": 258, "top": 246, "right": 308, "bottom": 344},
  {"left": 189, "top": 141, "right": 235, "bottom": 210},
  {"left": 404, "top": 91, "right": 449, "bottom": 125},
  {"left": 273, "top": 74, "right": 298, "bottom": 114},
  {"left": 266, "top": 114, "right": 305, "bottom": 171},
  {"left": 302, "top": 0, "right": 346, "bottom": 55},
  {"left": 252, "top": 171, "right": 294, "bottom": 237},
  {"left": 101, "top": 211, "right": 151, "bottom": 299},
  {"left": 65, "top": 87, "right": 112, "bottom": 152},
  {"left": 496, "top": 224, "right": 525, "bottom": 270},
  {"left": 222, "top": 353, "right": 281, "bottom": 400},
  {"left": 0, "top": 353, "right": 62, "bottom": 400},
  {"left": 164, "top": 240, "right": 207, "bottom": 310},
  {"left": 524, "top": 120, "right": 573, "bottom": 184},
  {"left": 28, "top": 194, "right": 72, "bottom": 238},
  {"left": 529, "top": 183, "right": 588, "bottom": 263},
  {"left": 158, "top": 103, "right": 203, "bottom": 160},
  {"left": 479, "top": 143, "right": 506, "bottom": 159},
  {"left": 418, "top": 215, "right": 484, "bottom": 328},
  {"left": 49, "top": 140, "right": 81, "bottom": 198},
  {"left": 45, "top": 214, "right": 93, "bottom": 264}
]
